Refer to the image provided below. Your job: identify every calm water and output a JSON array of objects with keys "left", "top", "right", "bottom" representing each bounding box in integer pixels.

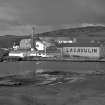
[
  {"left": 0, "top": 61, "right": 105, "bottom": 75},
  {"left": 0, "top": 61, "right": 105, "bottom": 105}
]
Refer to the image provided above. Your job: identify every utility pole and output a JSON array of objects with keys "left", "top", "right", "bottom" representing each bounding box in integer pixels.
[{"left": 31, "top": 26, "right": 35, "bottom": 51}]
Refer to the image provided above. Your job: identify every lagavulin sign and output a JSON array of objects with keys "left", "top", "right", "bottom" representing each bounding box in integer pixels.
[{"left": 63, "top": 47, "right": 100, "bottom": 58}]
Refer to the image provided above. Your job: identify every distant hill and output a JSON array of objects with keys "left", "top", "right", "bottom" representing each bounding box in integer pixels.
[
  {"left": 39, "top": 26, "right": 105, "bottom": 37},
  {"left": 0, "top": 26, "right": 105, "bottom": 48},
  {"left": 0, "top": 35, "right": 30, "bottom": 48}
]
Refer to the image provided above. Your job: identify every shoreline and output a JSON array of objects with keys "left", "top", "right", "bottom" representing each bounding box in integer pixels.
[{"left": 2, "top": 56, "right": 105, "bottom": 62}]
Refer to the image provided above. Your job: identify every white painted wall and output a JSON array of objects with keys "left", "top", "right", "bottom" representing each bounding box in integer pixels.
[
  {"left": 9, "top": 52, "right": 25, "bottom": 58},
  {"left": 63, "top": 47, "right": 100, "bottom": 58}
]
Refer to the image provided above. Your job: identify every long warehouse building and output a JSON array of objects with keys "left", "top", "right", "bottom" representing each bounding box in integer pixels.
[{"left": 57, "top": 43, "right": 105, "bottom": 58}]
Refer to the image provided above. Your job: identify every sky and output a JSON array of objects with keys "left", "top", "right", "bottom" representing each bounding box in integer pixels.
[{"left": 0, "top": 0, "right": 105, "bottom": 35}]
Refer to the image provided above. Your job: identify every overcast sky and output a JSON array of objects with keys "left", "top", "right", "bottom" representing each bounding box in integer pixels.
[{"left": 0, "top": 0, "right": 105, "bottom": 35}]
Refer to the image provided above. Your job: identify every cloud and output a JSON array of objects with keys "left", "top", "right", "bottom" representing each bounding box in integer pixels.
[
  {"left": 0, "top": 0, "right": 105, "bottom": 35},
  {"left": 0, "top": 25, "right": 55, "bottom": 35},
  {"left": 0, "top": 4, "right": 19, "bottom": 21},
  {"left": 1, "top": 0, "right": 105, "bottom": 25}
]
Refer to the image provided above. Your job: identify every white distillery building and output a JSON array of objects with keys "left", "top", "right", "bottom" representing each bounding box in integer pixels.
[
  {"left": 9, "top": 50, "right": 27, "bottom": 58},
  {"left": 57, "top": 43, "right": 105, "bottom": 58},
  {"left": 9, "top": 38, "right": 48, "bottom": 58}
]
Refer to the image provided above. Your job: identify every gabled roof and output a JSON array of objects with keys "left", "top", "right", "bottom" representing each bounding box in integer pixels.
[
  {"left": 34, "top": 37, "right": 42, "bottom": 42},
  {"left": 56, "top": 43, "right": 101, "bottom": 47}
]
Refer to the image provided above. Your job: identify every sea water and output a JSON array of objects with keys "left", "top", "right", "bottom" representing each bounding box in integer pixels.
[{"left": 0, "top": 61, "right": 104, "bottom": 75}]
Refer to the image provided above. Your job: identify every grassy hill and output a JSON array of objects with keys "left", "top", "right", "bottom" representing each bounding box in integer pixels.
[
  {"left": 0, "top": 35, "right": 30, "bottom": 48},
  {"left": 40, "top": 26, "right": 105, "bottom": 37},
  {"left": 0, "top": 26, "right": 105, "bottom": 48}
]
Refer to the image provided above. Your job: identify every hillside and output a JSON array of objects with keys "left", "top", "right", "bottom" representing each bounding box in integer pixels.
[
  {"left": 40, "top": 26, "right": 105, "bottom": 37},
  {"left": 0, "top": 35, "right": 30, "bottom": 48},
  {"left": 0, "top": 26, "right": 105, "bottom": 48}
]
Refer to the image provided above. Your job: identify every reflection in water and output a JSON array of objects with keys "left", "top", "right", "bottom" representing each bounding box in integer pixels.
[
  {"left": 98, "top": 62, "right": 105, "bottom": 70},
  {"left": 0, "top": 62, "right": 105, "bottom": 105},
  {"left": 35, "top": 61, "right": 105, "bottom": 73},
  {"left": 36, "top": 69, "right": 45, "bottom": 73},
  {"left": 0, "top": 67, "right": 104, "bottom": 87},
  {"left": 0, "top": 61, "right": 104, "bottom": 75}
]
